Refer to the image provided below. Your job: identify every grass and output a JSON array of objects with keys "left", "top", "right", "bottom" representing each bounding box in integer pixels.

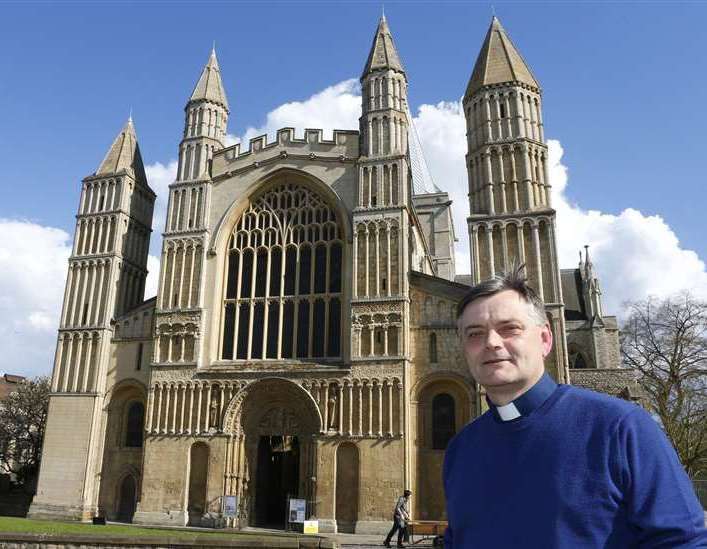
[{"left": 0, "top": 516, "right": 290, "bottom": 541}]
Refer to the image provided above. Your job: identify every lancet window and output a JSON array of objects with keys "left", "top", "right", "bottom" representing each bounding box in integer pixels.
[{"left": 220, "top": 182, "right": 344, "bottom": 361}]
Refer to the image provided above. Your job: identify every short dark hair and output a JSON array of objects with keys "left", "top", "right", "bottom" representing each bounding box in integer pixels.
[
  {"left": 455, "top": 263, "right": 546, "bottom": 326},
  {"left": 404, "top": 489, "right": 412, "bottom": 496}
]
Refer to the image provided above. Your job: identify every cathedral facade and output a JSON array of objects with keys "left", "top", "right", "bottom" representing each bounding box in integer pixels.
[{"left": 30, "top": 16, "right": 635, "bottom": 532}]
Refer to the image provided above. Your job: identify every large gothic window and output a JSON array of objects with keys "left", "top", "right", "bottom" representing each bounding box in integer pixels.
[{"left": 221, "top": 182, "right": 344, "bottom": 361}]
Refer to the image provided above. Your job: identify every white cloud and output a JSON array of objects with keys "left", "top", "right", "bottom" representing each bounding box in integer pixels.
[
  {"left": 144, "top": 160, "right": 177, "bottom": 298},
  {"left": 226, "top": 79, "right": 362, "bottom": 146},
  {"left": 145, "top": 160, "right": 177, "bottom": 245},
  {"left": 547, "top": 139, "right": 707, "bottom": 314},
  {"left": 144, "top": 254, "right": 161, "bottom": 300},
  {"left": 406, "top": 98, "right": 707, "bottom": 315},
  {"left": 0, "top": 220, "right": 72, "bottom": 378}
]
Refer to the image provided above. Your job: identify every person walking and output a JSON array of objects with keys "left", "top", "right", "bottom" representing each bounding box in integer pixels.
[{"left": 383, "top": 489, "right": 411, "bottom": 548}]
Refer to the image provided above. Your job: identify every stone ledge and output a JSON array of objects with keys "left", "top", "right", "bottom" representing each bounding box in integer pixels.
[{"left": 0, "top": 531, "right": 338, "bottom": 549}]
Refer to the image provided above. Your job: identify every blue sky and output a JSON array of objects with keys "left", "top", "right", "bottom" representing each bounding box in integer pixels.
[{"left": 1, "top": 1, "right": 706, "bottom": 377}]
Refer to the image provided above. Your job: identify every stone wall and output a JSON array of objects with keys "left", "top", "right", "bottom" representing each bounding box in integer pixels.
[{"left": 569, "top": 368, "right": 638, "bottom": 397}]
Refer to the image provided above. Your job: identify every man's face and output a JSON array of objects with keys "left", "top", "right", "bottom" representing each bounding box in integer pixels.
[{"left": 457, "top": 290, "right": 552, "bottom": 402}]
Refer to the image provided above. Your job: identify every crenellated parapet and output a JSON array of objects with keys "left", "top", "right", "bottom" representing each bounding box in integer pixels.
[{"left": 212, "top": 128, "right": 359, "bottom": 179}]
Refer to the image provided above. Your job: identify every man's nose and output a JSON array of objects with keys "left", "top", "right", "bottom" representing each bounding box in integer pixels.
[{"left": 485, "top": 330, "right": 503, "bottom": 349}]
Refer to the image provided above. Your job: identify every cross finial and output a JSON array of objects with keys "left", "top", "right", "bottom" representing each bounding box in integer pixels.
[
  {"left": 491, "top": 4, "right": 496, "bottom": 17},
  {"left": 128, "top": 106, "right": 133, "bottom": 123},
  {"left": 382, "top": 4, "right": 385, "bottom": 19},
  {"left": 212, "top": 40, "right": 216, "bottom": 53}
]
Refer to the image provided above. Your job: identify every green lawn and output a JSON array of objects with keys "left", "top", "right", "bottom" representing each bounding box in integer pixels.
[{"left": 0, "top": 516, "right": 286, "bottom": 541}]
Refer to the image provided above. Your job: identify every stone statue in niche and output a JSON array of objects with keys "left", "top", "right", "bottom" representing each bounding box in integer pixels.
[
  {"left": 328, "top": 389, "right": 337, "bottom": 430},
  {"left": 209, "top": 397, "right": 219, "bottom": 431}
]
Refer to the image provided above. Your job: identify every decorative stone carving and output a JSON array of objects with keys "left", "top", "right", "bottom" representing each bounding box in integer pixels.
[
  {"left": 327, "top": 391, "right": 337, "bottom": 429},
  {"left": 257, "top": 407, "right": 300, "bottom": 435}
]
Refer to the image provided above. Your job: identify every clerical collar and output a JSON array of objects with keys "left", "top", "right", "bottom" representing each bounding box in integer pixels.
[{"left": 486, "top": 373, "right": 558, "bottom": 422}]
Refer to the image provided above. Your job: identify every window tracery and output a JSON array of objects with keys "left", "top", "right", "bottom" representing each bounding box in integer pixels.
[{"left": 220, "top": 182, "right": 343, "bottom": 361}]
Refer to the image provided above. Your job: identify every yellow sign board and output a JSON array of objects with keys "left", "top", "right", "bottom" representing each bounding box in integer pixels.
[{"left": 303, "top": 520, "right": 319, "bottom": 534}]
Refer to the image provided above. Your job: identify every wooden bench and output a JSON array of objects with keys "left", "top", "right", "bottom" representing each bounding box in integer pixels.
[{"left": 407, "top": 520, "right": 447, "bottom": 546}]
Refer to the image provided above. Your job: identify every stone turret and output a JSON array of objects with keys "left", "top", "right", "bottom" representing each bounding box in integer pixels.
[
  {"left": 579, "top": 246, "right": 604, "bottom": 321},
  {"left": 30, "top": 118, "right": 155, "bottom": 520},
  {"left": 177, "top": 48, "right": 230, "bottom": 182},
  {"left": 351, "top": 15, "right": 412, "bottom": 361},
  {"left": 152, "top": 48, "right": 229, "bottom": 373},
  {"left": 463, "top": 16, "right": 568, "bottom": 382}
]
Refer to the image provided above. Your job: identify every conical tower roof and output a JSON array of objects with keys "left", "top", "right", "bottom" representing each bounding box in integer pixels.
[
  {"left": 96, "top": 117, "right": 147, "bottom": 184},
  {"left": 362, "top": 15, "right": 405, "bottom": 78},
  {"left": 465, "top": 16, "right": 539, "bottom": 98},
  {"left": 190, "top": 48, "right": 229, "bottom": 110}
]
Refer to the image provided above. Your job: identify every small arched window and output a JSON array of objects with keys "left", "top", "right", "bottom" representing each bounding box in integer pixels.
[
  {"left": 125, "top": 402, "right": 145, "bottom": 448},
  {"left": 432, "top": 393, "right": 455, "bottom": 450},
  {"left": 429, "top": 333, "right": 438, "bottom": 364}
]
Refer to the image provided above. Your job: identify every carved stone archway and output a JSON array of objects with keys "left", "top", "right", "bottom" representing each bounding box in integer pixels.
[{"left": 221, "top": 378, "right": 322, "bottom": 527}]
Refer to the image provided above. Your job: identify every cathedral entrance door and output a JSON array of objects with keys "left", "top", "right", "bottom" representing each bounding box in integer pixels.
[
  {"left": 255, "top": 435, "right": 300, "bottom": 528},
  {"left": 116, "top": 475, "right": 137, "bottom": 523},
  {"left": 222, "top": 378, "right": 322, "bottom": 529}
]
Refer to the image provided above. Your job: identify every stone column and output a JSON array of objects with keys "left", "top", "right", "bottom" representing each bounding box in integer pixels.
[
  {"left": 146, "top": 385, "right": 155, "bottom": 433},
  {"left": 347, "top": 383, "right": 353, "bottom": 436},
  {"left": 357, "top": 382, "right": 363, "bottom": 436},
  {"left": 484, "top": 153, "right": 495, "bottom": 215},
  {"left": 337, "top": 384, "right": 344, "bottom": 435},
  {"left": 367, "top": 382, "right": 373, "bottom": 436},
  {"left": 196, "top": 383, "right": 203, "bottom": 434},
  {"left": 81, "top": 335, "right": 93, "bottom": 392},
  {"left": 532, "top": 222, "right": 544, "bottom": 301},
  {"left": 163, "top": 385, "right": 171, "bottom": 434},
  {"left": 322, "top": 383, "right": 329, "bottom": 434},
  {"left": 352, "top": 230, "right": 358, "bottom": 298},
  {"left": 179, "top": 385, "right": 186, "bottom": 433},
  {"left": 374, "top": 225, "right": 380, "bottom": 296},
  {"left": 188, "top": 244, "right": 197, "bottom": 308},
  {"left": 387, "top": 381, "right": 393, "bottom": 437},
  {"left": 377, "top": 382, "right": 383, "bottom": 437},
  {"left": 486, "top": 226, "right": 495, "bottom": 277},
  {"left": 155, "top": 384, "right": 164, "bottom": 433},
  {"left": 364, "top": 227, "right": 370, "bottom": 297}
]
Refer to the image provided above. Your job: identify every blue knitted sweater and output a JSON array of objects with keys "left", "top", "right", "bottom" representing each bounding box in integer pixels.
[{"left": 443, "top": 384, "right": 707, "bottom": 548}]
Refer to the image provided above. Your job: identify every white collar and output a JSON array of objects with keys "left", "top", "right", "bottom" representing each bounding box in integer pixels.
[{"left": 495, "top": 401, "right": 521, "bottom": 421}]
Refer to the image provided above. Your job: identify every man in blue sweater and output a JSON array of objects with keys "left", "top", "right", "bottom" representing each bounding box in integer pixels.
[{"left": 444, "top": 266, "right": 707, "bottom": 548}]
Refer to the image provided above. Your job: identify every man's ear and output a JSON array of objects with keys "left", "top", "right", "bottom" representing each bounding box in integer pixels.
[{"left": 540, "top": 323, "right": 553, "bottom": 358}]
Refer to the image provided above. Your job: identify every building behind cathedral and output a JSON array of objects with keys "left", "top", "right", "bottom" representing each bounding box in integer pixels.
[{"left": 29, "top": 16, "right": 637, "bottom": 531}]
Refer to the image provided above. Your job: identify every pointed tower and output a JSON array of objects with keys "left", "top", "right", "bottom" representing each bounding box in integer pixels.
[
  {"left": 352, "top": 15, "right": 412, "bottom": 361},
  {"left": 463, "top": 17, "right": 568, "bottom": 382},
  {"left": 177, "top": 48, "right": 229, "bottom": 182},
  {"left": 30, "top": 119, "right": 155, "bottom": 520},
  {"left": 153, "top": 49, "right": 229, "bottom": 370}
]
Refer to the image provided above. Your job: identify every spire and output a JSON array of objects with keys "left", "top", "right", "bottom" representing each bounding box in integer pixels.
[
  {"left": 189, "top": 48, "right": 229, "bottom": 110},
  {"left": 465, "top": 16, "right": 539, "bottom": 98},
  {"left": 362, "top": 14, "right": 405, "bottom": 78},
  {"left": 96, "top": 118, "right": 147, "bottom": 183},
  {"left": 408, "top": 108, "right": 441, "bottom": 195}
]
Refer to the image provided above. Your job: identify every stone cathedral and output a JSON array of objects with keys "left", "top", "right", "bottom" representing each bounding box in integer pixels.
[{"left": 30, "top": 16, "right": 635, "bottom": 531}]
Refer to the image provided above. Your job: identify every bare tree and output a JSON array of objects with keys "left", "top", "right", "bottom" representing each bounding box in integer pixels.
[
  {"left": 0, "top": 376, "right": 50, "bottom": 488},
  {"left": 621, "top": 294, "right": 707, "bottom": 478}
]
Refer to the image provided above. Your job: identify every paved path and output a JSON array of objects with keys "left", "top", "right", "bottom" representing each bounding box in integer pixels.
[{"left": 330, "top": 532, "right": 435, "bottom": 548}]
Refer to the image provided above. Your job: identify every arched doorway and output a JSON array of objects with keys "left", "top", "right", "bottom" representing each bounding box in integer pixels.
[
  {"left": 187, "top": 442, "right": 209, "bottom": 525},
  {"left": 116, "top": 475, "right": 137, "bottom": 522},
  {"left": 222, "top": 378, "right": 322, "bottom": 529},
  {"left": 335, "top": 443, "right": 359, "bottom": 533},
  {"left": 414, "top": 376, "right": 472, "bottom": 520}
]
